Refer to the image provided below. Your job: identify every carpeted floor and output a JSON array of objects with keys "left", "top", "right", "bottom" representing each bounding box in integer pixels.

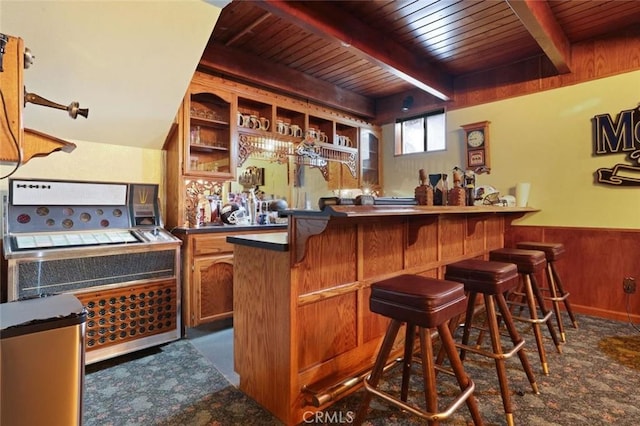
[{"left": 84, "top": 314, "right": 640, "bottom": 425}]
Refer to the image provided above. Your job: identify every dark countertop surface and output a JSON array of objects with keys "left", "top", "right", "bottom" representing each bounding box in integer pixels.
[
  {"left": 226, "top": 232, "right": 288, "bottom": 252},
  {"left": 281, "top": 205, "right": 538, "bottom": 218},
  {"left": 171, "top": 223, "right": 287, "bottom": 235}
]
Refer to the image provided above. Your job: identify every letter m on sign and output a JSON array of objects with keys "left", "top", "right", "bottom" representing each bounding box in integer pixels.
[{"left": 593, "top": 108, "right": 636, "bottom": 156}]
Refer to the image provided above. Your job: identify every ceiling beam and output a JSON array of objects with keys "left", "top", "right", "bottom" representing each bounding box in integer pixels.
[
  {"left": 199, "top": 43, "right": 376, "bottom": 118},
  {"left": 252, "top": 0, "right": 453, "bottom": 101},
  {"left": 507, "top": 0, "right": 571, "bottom": 74}
]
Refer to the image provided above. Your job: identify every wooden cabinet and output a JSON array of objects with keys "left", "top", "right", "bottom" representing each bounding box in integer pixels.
[
  {"left": 164, "top": 72, "right": 383, "bottom": 230},
  {"left": 193, "top": 254, "right": 234, "bottom": 323},
  {"left": 185, "top": 88, "right": 236, "bottom": 180},
  {"left": 163, "top": 74, "right": 237, "bottom": 230},
  {"left": 177, "top": 228, "right": 282, "bottom": 328},
  {"left": 360, "top": 127, "right": 381, "bottom": 191}
]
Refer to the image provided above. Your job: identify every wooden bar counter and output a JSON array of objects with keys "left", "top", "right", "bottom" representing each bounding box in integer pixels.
[{"left": 227, "top": 205, "right": 537, "bottom": 425}]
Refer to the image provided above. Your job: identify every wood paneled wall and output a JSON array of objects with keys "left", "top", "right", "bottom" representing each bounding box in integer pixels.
[
  {"left": 377, "top": 25, "right": 640, "bottom": 124},
  {"left": 505, "top": 225, "right": 640, "bottom": 323}
]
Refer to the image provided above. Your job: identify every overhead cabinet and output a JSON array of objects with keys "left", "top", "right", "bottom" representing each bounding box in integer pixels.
[{"left": 185, "top": 89, "right": 236, "bottom": 180}]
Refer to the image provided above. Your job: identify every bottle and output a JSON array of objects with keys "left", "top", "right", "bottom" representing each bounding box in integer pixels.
[
  {"left": 448, "top": 167, "right": 466, "bottom": 206},
  {"left": 196, "top": 195, "right": 208, "bottom": 227},
  {"left": 441, "top": 173, "right": 449, "bottom": 206},
  {"left": 464, "top": 170, "right": 476, "bottom": 206},
  {"left": 247, "top": 189, "right": 257, "bottom": 225},
  {"left": 209, "top": 195, "right": 221, "bottom": 224}
]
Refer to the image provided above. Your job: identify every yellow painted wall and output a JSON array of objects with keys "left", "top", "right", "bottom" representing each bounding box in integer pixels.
[
  {"left": 382, "top": 70, "right": 640, "bottom": 229},
  {"left": 0, "top": 141, "right": 164, "bottom": 234}
]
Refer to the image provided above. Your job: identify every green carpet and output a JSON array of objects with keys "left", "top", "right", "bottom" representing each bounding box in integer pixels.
[{"left": 84, "top": 314, "right": 640, "bottom": 425}]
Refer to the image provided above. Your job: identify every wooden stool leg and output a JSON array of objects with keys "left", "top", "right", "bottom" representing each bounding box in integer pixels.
[
  {"left": 354, "top": 319, "right": 402, "bottom": 425},
  {"left": 530, "top": 274, "right": 562, "bottom": 353},
  {"left": 545, "top": 263, "right": 566, "bottom": 342},
  {"left": 495, "top": 292, "right": 539, "bottom": 395},
  {"left": 484, "top": 294, "right": 515, "bottom": 426},
  {"left": 551, "top": 262, "right": 578, "bottom": 328},
  {"left": 418, "top": 327, "right": 438, "bottom": 426},
  {"left": 437, "top": 322, "right": 484, "bottom": 426},
  {"left": 523, "top": 274, "right": 550, "bottom": 375},
  {"left": 401, "top": 324, "right": 416, "bottom": 402},
  {"left": 459, "top": 291, "right": 478, "bottom": 361}
]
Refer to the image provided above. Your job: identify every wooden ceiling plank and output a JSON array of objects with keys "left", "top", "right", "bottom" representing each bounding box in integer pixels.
[
  {"left": 507, "top": 0, "right": 572, "bottom": 74},
  {"left": 199, "top": 44, "right": 375, "bottom": 118},
  {"left": 225, "top": 12, "right": 271, "bottom": 47},
  {"left": 252, "top": 0, "right": 454, "bottom": 101}
]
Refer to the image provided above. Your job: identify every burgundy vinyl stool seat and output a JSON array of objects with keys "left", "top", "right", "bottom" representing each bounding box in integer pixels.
[
  {"left": 354, "top": 274, "right": 484, "bottom": 426},
  {"left": 445, "top": 259, "right": 538, "bottom": 426},
  {"left": 489, "top": 248, "right": 562, "bottom": 375},
  {"left": 516, "top": 242, "right": 577, "bottom": 342}
]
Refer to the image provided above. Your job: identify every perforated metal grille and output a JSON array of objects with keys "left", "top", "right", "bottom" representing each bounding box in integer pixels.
[
  {"left": 75, "top": 280, "right": 177, "bottom": 351},
  {"left": 16, "top": 250, "right": 176, "bottom": 298}
]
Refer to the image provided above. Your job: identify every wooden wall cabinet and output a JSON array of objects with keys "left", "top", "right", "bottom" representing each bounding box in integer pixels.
[
  {"left": 185, "top": 88, "right": 236, "bottom": 180},
  {"left": 189, "top": 72, "right": 381, "bottom": 190},
  {"left": 163, "top": 74, "right": 237, "bottom": 230},
  {"left": 360, "top": 128, "right": 381, "bottom": 190}
]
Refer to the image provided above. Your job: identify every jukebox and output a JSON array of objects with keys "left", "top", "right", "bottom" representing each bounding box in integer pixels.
[{"left": 2, "top": 178, "right": 182, "bottom": 364}]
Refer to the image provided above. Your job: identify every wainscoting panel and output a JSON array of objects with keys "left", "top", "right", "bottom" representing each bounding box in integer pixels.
[{"left": 505, "top": 225, "right": 640, "bottom": 322}]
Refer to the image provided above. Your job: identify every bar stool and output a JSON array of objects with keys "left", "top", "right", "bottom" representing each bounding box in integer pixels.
[
  {"left": 516, "top": 241, "right": 578, "bottom": 342},
  {"left": 354, "top": 274, "right": 483, "bottom": 426},
  {"left": 445, "top": 259, "right": 539, "bottom": 426},
  {"left": 490, "top": 248, "right": 562, "bottom": 375}
]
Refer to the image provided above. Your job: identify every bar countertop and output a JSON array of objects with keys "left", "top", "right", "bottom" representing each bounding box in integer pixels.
[
  {"left": 226, "top": 205, "right": 538, "bottom": 252},
  {"left": 283, "top": 204, "right": 538, "bottom": 218},
  {"left": 226, "top": 232, "right": 288, "bottom": 251},
  {"left": 171, "top": 223, "right": 287, "bottom": 235}
]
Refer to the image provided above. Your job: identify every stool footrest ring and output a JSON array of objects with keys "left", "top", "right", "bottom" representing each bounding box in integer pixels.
[
  {"left": 511, "top": 310, "right": 553, "bottom": 325},
  {"left": 455, "top": 339, "right": 526, "bottom": 361},
  {"left": 362, "top": 373, "right": 476, "bottom": 422}
]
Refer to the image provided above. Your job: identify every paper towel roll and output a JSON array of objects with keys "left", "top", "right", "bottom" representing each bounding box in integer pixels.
[{"left": 515, "top": 183, "right": 531, "bottom": 207}]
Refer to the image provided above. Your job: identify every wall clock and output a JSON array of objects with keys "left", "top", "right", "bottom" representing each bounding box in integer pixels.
[{"left": 461, "top": 121, "right": 490, "bottom": 169}]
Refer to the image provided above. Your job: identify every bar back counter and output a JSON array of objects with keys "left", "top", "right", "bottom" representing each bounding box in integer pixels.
[{"left": 227, "top": 205, "right": 536, "bottom": 425}]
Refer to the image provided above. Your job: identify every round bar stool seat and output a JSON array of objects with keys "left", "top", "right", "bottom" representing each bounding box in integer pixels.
[
  {"left": 516, "top": 241, "right": 578, "bottom": 342},
  {"left": 354, "top": 274, "right": 484, "bottom": 426},
  {"left": 445, "top": 259, "right": 538, "bottom": 426},
  {"left": 490, "top": 248, "right": 562, "bottom": 375}
]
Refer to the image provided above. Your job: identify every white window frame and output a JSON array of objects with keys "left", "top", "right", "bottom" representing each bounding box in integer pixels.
[{"left": 394, "top": 109, "right": 446, "bottom": 156}]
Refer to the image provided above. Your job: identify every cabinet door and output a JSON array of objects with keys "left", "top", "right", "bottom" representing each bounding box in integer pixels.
[
  {"left": 186, "top": 91, "right": 236, "bottom": 180},
  {"left": 193, "top": 254, "right": 234, "bottom": 325},
  {"left": 360, "top": 128, "right": 381, "bottom": 190}
]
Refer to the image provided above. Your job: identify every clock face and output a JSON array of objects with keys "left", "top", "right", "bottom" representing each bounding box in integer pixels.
[{"left": 467, "top": 130, "right": 485, "bottom": 148}]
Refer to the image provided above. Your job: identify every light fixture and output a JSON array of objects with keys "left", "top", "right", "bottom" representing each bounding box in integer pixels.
[{"left": 401, "top": 95, "right": 413, "bottom": 112}]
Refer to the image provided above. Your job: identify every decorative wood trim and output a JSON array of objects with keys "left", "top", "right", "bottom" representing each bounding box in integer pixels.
[
  {"left": 375, "top": 25, "right": 640, "bottom": 124},
  {"left": 291, "top": 217, "right": 330, "bottom": 264}
]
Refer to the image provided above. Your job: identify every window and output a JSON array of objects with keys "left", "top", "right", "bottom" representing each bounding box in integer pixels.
[{"left": 395, "top": 109, "right": 446, "bottom": 155}]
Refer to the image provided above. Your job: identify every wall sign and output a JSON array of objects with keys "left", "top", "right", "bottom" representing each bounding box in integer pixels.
[{"left": 593, "top": 104, "right": 640, "bottom": 186}]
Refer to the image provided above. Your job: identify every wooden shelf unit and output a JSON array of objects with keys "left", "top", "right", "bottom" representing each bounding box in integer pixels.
[{"left": 0, "top": 34, "right": 76, "bottom": 166}]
